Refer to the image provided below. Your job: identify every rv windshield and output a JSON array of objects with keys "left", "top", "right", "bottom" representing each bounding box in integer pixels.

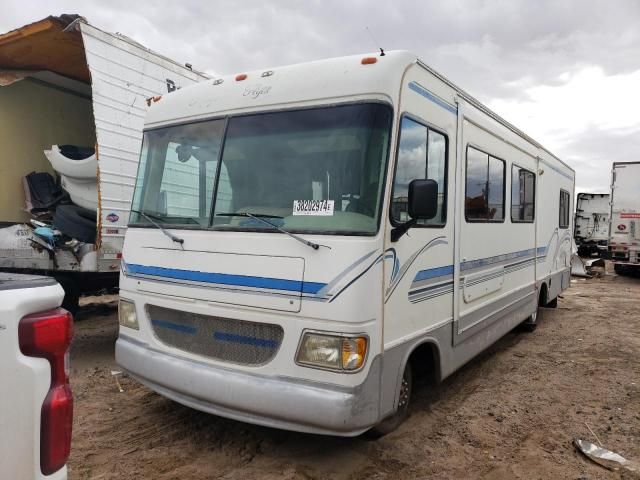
[{"left": 130, "top": 103, "right": 392, "bottom": 234}]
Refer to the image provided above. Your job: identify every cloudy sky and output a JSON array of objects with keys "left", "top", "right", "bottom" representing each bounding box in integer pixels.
[{"left": 2, "top": 0, "right": 639, "bottom": 193}]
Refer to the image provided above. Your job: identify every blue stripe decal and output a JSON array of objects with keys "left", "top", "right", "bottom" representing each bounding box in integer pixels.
[
  {"left": 409, "top": 280, "right": 454, "bottom": 296},
  {"left": 408, "top": 81, "right": 458, "bottom": 115},
  {"left": 460, "top": 248, "right": 536, "bottom": 271},
  {"left": 126, "top": 263, "right": 326, "bottom": 294},
  {"left": 213, "top": 332, "right": 279, "bottom": 349},
  {"left": 151, "top": 319, "right": 197, "bottom": 334},
  {"left": 412, "top": 247, "right": 538, "bottom": 286},
  {"left": 413, "top": 265, "right": 454, "bottom": 282}
]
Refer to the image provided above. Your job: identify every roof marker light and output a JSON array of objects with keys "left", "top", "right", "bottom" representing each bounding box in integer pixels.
[
  {"left": 236, "top": 74, "right": 248, "bottom": 81},
  {"left": 361, "top": 57, "right": 377, "bottom": 65}
]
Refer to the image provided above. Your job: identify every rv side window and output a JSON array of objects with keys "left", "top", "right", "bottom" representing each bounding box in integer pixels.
[
  {"left": 559, "top": 190, "right": 570, "bottom": 228},
  {"left": 391, "top": 116, "right": 447, "bottom": 226},
  {"left": 465, "top": 146, "right": 505, "bottom": 222},
  {"left": 511, "top": 166, "right": 535, "bottom": 223}
]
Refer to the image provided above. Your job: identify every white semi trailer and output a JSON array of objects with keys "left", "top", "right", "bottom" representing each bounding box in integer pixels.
[
  {"left": 608, "top": 162, "right": 640, "bottom": 274},
  {"left": 0, "top": 15, "right": 208, "bottom": 312}
]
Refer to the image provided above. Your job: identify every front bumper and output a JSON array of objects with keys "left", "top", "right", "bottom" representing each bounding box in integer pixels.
[{"left": 116, "top": 335, "right": 382, "bottom": 436}]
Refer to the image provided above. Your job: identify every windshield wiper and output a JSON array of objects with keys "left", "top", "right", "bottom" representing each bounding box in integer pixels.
[
  {"left": 215, "top": 212, "right": 330, "bottom": 251},
  {"left": 131, "top": 209, "right": 185, "bottom": 247}
]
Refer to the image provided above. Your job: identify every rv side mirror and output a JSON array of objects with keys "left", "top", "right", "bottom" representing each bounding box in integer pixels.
[
  {"left": 391, "top": 179, "right": 439, "bottom": 242},
  {"left": 408, "top": 179, "right": 438, "bottom": 220}
]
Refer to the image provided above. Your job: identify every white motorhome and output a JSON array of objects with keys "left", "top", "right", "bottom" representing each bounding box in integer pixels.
[
  {"left": 116, "top": 51, "right": 575, "bottom": 436},
  {"left": 0, "top": 15, "right": 207, "bottom": 311},
  {"left": 574, "top": 192, "right": 609, "bottom": 257},
  {"left": 608, "top": 161, "right": 640, "bottom": 274}
]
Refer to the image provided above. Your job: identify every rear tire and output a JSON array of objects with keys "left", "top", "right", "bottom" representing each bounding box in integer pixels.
[
  {"left": 55, "top": 275, "right": 80, "bottom": 316},
  {"left": 521, "top": 307, "right": 538, "bottom": 332},
  {"left": 614, "top": 264, "right": 627, "bottom": 276},
  {"left": 545, "top": 296, "right": 558, "bottom": 308},
  {"left": 367, "top": 362, "right": 412, "bottom": 438},
  {"left": 522, "top": 286, "right": 545, "bottom": 332},
  {"left": 53, "top": 205, "right": 97, "bottom": 243}
]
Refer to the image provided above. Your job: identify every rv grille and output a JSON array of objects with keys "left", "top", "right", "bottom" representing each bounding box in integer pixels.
[{"left": 147, "top": 305, "right": 284, "bottom": 366}]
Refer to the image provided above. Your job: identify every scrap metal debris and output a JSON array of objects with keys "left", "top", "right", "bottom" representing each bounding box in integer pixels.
[
  {"left": 574, "top": 438, "right": 639, "bottom": 474},
  {"left": 111, "top": 370, "right": 124, "bottom": 393},
  {"left": 571, "top": 256, "right": 606, "bottom": 278}
]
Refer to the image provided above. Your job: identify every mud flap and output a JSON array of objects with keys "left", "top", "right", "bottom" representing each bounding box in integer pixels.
[{"left": 571, "top": 255, "right": 589, "bottom": 277}]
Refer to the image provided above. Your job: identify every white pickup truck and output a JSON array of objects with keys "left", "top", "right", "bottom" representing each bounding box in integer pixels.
[{"left": 0, "top": 273, "right": 73, "bottom": 480}]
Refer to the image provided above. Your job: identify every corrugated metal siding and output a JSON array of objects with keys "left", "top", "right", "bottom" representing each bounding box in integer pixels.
[{"left": 79, "top": 22, "right": 207, "bottom": 272}]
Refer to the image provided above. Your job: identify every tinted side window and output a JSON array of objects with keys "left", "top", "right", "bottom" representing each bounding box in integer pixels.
[
  {"left": 511, "top": 166, "right": 536, "bottom": 222},
  {"left": 427, "top": 130, "right": 447, "bottom": 225},
  {"left": 391, "top": 116, "right": 447, "bottom": 225},
  {"left": 559, "top": 190, "right": 570, "bottom": 228},
  {"left": 488, "top": 156, "right": 505, "bottom": 220},
  {"left": 465, "top": 147, "right": 489, "bottom": 220},
  {"left": 465, "top": 146, "right": 505, "bottom": 222}
]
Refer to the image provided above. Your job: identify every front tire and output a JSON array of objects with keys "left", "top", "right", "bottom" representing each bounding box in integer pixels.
[{"left": 367, "top": 362, "right": 412, "bottom": 438}]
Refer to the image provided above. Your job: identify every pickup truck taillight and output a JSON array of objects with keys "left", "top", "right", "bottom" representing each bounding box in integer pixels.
[{"left": 19, "top": 308, "right": 74, "bottom": 475}]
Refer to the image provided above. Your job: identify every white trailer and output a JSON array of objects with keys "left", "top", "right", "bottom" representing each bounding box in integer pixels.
[
  {"left": 116, "top": 51, "right": 575, "bottom": 436},
  {"left": 608, "top": 162, "right": 640, "bottom": 274},
  {"left": 0, "top": 15, "right": 208, "bottom": 311},
  {"left": 574, "top": 192, "right": 609, "bottom": 257}
]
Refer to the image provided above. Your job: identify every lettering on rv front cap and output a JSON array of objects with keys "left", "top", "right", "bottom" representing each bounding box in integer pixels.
[
  {"left": 293, "top": 200, "right": 334, "bottom": 216},
  {"left": 243, "top": 85, "right": 272, "bottom": 99},
  {"left": 166, "top": 79, "right": 181, "bottom": 93}
]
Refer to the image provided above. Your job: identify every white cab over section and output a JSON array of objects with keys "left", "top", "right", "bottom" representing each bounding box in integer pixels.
[{"left": 574, "top": 192, "right": 609, "bottom": 257}]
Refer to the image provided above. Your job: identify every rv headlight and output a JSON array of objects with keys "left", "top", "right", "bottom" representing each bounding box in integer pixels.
[
  {"left": 296, "top": 332, "right": 368, "bottom": 371},
  {"left": 118, "top": 299, "right": 139, "bottom": 330}
]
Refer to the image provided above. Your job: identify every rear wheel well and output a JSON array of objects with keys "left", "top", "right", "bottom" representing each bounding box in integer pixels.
[
  {"left": 538, "top": 282, "right": 549, "bottom": 306},
  {"left": 408, "top": 342, "right": 440, "bottom": 385}
]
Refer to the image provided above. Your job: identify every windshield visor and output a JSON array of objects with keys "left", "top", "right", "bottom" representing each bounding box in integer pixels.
[{"left": 130, "top": 103, "right": 392, "bottom": 234}]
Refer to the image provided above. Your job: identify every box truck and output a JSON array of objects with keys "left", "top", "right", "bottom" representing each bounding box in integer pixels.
[{"left": 0, "top": 15, "right": 208, "bottom": 311}]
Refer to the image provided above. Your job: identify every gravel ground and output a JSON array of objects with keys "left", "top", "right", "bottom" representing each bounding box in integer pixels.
[{"left": 68, "top": 270, "right": 640, "bottom": 479}]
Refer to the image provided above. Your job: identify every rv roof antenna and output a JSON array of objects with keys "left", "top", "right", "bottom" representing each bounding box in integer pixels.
[{"left": 365, "top": 26, "right": 385, "bottom": 56}]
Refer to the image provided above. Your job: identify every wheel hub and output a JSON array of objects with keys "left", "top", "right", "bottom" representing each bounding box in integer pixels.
[{"left": 398, "top": 376, "right": 410, "bottom": 407}]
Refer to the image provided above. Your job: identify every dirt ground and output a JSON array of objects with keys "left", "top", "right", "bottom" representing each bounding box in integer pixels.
[{"left": 68, "top": 270, "right": 640, "bottom": 480}]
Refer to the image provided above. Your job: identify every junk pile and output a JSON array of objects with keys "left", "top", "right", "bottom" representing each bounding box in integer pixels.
[
  {"left": 571, "top": 239, "right": 606, "bottom": 278},
  {"left": 44, "top": 145, "right": 98, "bottom": 211},
  {"left": 18, "top": 144, "right": 98, "bottom": 258}
]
